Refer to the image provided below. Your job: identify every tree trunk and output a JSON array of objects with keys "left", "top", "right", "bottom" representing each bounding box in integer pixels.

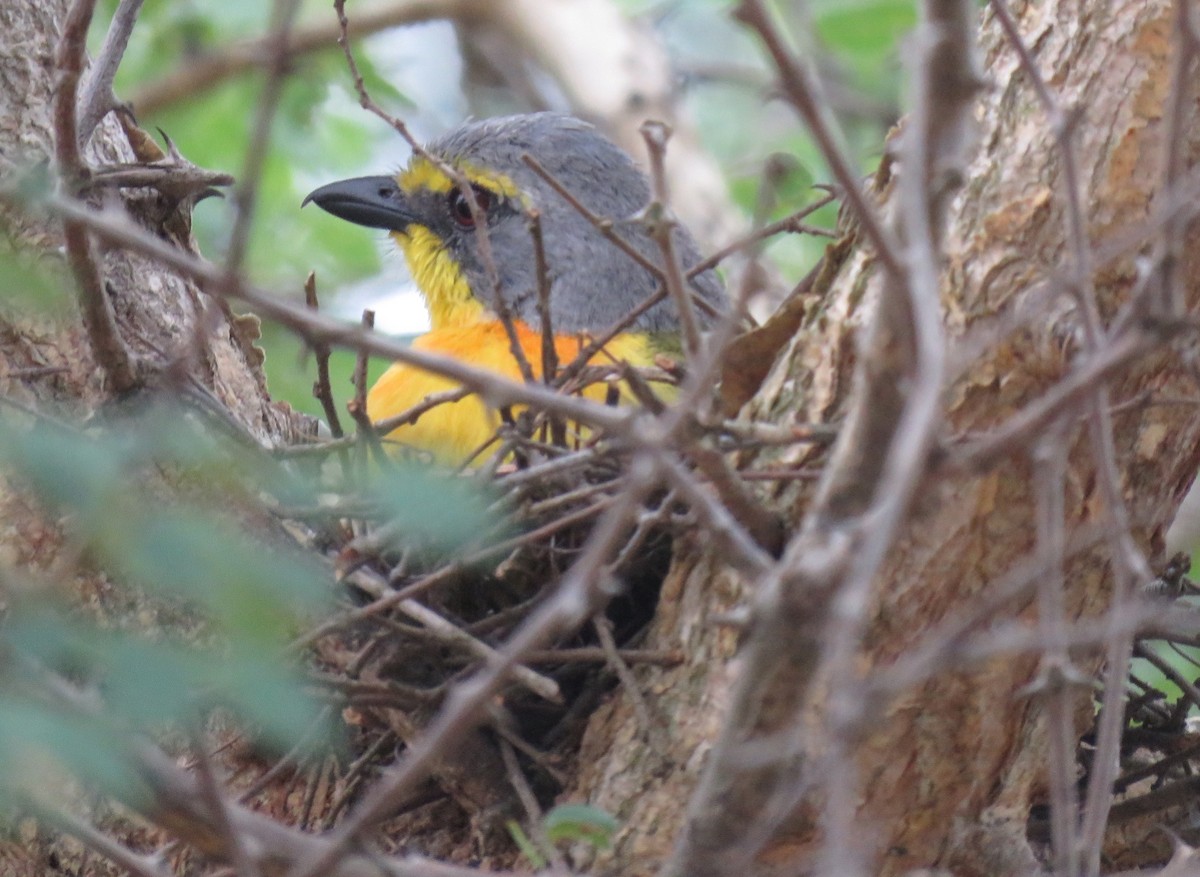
[
  {"left": 0, "top": 1, "right": 302, "bottom": 445},
  {"left": 0, "top": 2, "right": 308, "bottom": 873},
  {"left": 569, "top": 0, "right": 1199, "bottom": 874}
]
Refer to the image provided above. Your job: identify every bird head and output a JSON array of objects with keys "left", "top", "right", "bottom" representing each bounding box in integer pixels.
[{"left": 304, "top": 112, "right": 723, "bottom": 336}]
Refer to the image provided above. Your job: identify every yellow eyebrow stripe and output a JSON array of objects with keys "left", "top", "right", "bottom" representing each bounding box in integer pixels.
[{"left": 398, "top": 156, "right": 522, "bottom": 199}]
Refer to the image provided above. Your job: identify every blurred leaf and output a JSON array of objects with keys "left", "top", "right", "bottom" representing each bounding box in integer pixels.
[
  {"left": 506, "top": 820, "right": 548, "bottom": 869},
  {"left": 0, "top": 418, "right": 124, "bottom": 519},
  {"left": 207, "top": 642, "right": 332, "bottom": 750},
  {"left": 366, "top": 465, "right": 497, "bottom": 554},
  {"left": 0, "top": 701, "right": 138, "bottom": 805},
  {"left": 4, "top": 605, "right": 330, "bottom": 754},
  {"left": 543, "top": 803, "right": 619, "bottom": 849},
  {"left": 98, "top": 507, "right": 329, "bottom": 636},
  {"left": 815, "top": 0, "right": 916, "bottom": 57}
]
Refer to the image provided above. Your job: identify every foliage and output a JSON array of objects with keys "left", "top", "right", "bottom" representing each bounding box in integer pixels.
[
  {"left": 0, "top": 401, "right": 491, "bottom": 804},
  {"left": 507, "top": 803, "right": 620, "bottom": 867}
]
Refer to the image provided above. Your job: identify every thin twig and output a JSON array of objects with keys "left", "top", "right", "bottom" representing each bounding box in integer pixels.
[
  {"left": 689, "top": 190, "right": 839, "bottom": 278},
  {"left": 640, "top": 121, "right": 702, "bottom": 356},
  {"left": 54, "top": 0, "right": 139, "bottom": 393},
  {"left": 129, "top": 0, "right": 472, "bottom": 116},
  {"left": 26, "top": 190, "right": 632, "bottom": 435},
  {"left": 394, "top": 598, "right": 563, "bottom": 703},
  {"left": 77, "top": 0, "right": 145, "bottom": 141},
  {"left": 593, "top": 616, "right": 655, "bottom": 733},
  {"left": 500, "top": 740, "right": 566, "bottom": 871},
  {"left": 734, "top": 0, "right": 904, "bottom": 281},
  {"left": 190, "top": 722, "right": 263, "bottom": 877},
  {"left": 22, "top": 798, "right": 173, "bottom": 877},
  {"left": 305, "top": 272, "right": 345, "bottom": 439},
  {"left": 223, "top": 0, "right": 303, "bottom": 275},
  {"left": 285, "top": 461, "right": 660, "bottom": 877}
]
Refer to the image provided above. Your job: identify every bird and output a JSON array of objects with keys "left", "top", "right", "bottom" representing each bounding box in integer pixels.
[{"left": 304, "top": 112, "right": 724, "bottom": 462}]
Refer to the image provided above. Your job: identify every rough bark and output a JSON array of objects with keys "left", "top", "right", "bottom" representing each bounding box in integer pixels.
[
  {"left": 0, "top": 3, "right": 304, "bottom": 444},
  {"left": 569, "top": 0, "right": 1200, "bottom": 874},
  {"left": 0, "top": 1, "right": 309, "bottom": 872}
]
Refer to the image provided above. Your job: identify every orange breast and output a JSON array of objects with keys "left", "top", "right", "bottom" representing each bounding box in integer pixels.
[{"left": 366, "top": 321, "right": 652, "bottom": 462}]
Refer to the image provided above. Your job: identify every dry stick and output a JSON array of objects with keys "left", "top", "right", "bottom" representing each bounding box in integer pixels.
[
  {"left": 816, "top": 7, "right": 964, "bottom": 871},
  {"left": 528, "top": 207, "right": 568, "bottom": 446},
  {"left": 288, "top": 494, "right": 614, "bottom": 653},
  {"left": 499, "top": 740, "right": 567, "bottom": 872},
  {"left": 683, "top": 442, "right": 783, "bottom": 556},
  {"left": 77, "top": 0, "right": 145, "bottom": 141},
  {"left": 305, "top": 272, "right": 345, "bottom": 439},
  {"left": 224, "top": 0, "right": 302, "bottom": 276},
  {"left": 490, "top": 716, "right": 569, "bottom": 787},
  {"left": 280, "top": 388, "right": 470, "bottom": 457},
  {"left": 348, "top": 309, "right": 389, "bottom": 470},
  {"left": 522, "top": 646, "right": 683, "bottom": 666},
  {"left": 734, "top": 0, "right": 904, "bottom": 282},
  {"left": 22, "top": 799, "right": 173, "bottom": 877},
  {"left": 130, "top": 0, "right": 471, "bottom": 115},
  {"left": 394, "top": 598, "right": 562, "bottom": 703},
  {"left": 33, "top": 192, "right": 631, "bottom": 435},
  {"left": 687, "top": 190, "right": 838, "bottom": 279},
  {"left": 237, "top": 707, "right": 334, "bottom": 804},
  {"left": 528, "top": 208, "right": 558, "bottom": 385},
  {"left": 332, "top": 0, "right": 537, "bottom": 391},
  {"left": 593, "top": 616, "right": 655, "bottom": 733},
  {"left": 640, "top": 121, "right": 702, "bottom": 356},
  {"left": 1031, "top": 433, "right": 1085, "bottom": 877},
  {"left": 319, "top": 731, "right": 400, "bottom": 831},
  {"left": 16, "top": 655, "right": 516, "bottom": 877},
  {"left": 523, "top": 154, "right": 665, "bottom": 280},
  {"left": 54, "top": 0, "right": 139, "bottom": 393},
  {"left": 190, "top": 723, "right": 263, "bottom": 877},
  {"left": 285, "top": 465, "right": 659, "bottom": 877},
  {"left": 990, "top": 1, "right": 1167, "bottom": 868}
]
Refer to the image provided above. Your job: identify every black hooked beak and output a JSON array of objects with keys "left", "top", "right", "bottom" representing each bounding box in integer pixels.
[{"left": 302, "top": 175, "right": 417, "bottom": 232}]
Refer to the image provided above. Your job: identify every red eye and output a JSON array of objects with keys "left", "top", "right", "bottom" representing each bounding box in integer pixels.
[{"left": 449, "top": 186, "right": 492, "bottom": 228}]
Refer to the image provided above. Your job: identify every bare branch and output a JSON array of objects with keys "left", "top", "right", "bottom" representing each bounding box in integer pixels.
[
  {"left": 223, "top": 0, "right": 303, "bottom": 275},
  {"left": 54, "top": 0, "right": 140, "bottom": 393},
  {"left": 77, "top": 0, "right": 145, "bottom": 141}
]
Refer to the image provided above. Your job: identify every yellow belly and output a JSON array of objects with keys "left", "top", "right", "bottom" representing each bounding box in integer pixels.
[{"left": 366, "top": 321, "right": 652, "bottom": 461}]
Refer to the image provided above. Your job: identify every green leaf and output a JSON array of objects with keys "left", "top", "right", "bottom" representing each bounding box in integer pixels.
[
  {"left": 542, "top": 803, "right": 619, "bottom": 849},
  {"left": 3, "top": 606, "right": 331, "bottom": 755},
  {"left": 815, "top": 0, "right": 916, "bottom": 57},
  {"left": 0, "top": 702, "right": 139, "bottom": 805},
  {"left": 506, "top": 820, "right": 548, "bottom": 869},
  {"left": 365, "top": 466, "right": 498, "bottom": 554},
  {"left": 97, "top": 506, "right": 330, "bottom": 637},
  {"left": 0, "top": 418, "right": 125, "bottom": 518}
]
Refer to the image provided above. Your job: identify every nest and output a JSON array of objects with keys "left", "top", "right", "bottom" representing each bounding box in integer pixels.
[
  {"left": 1026, "top": 554, "right": 1200, "bottom": 870},
  {"left": 291, "top": 424, "right": 686, "bottom": 861}
]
